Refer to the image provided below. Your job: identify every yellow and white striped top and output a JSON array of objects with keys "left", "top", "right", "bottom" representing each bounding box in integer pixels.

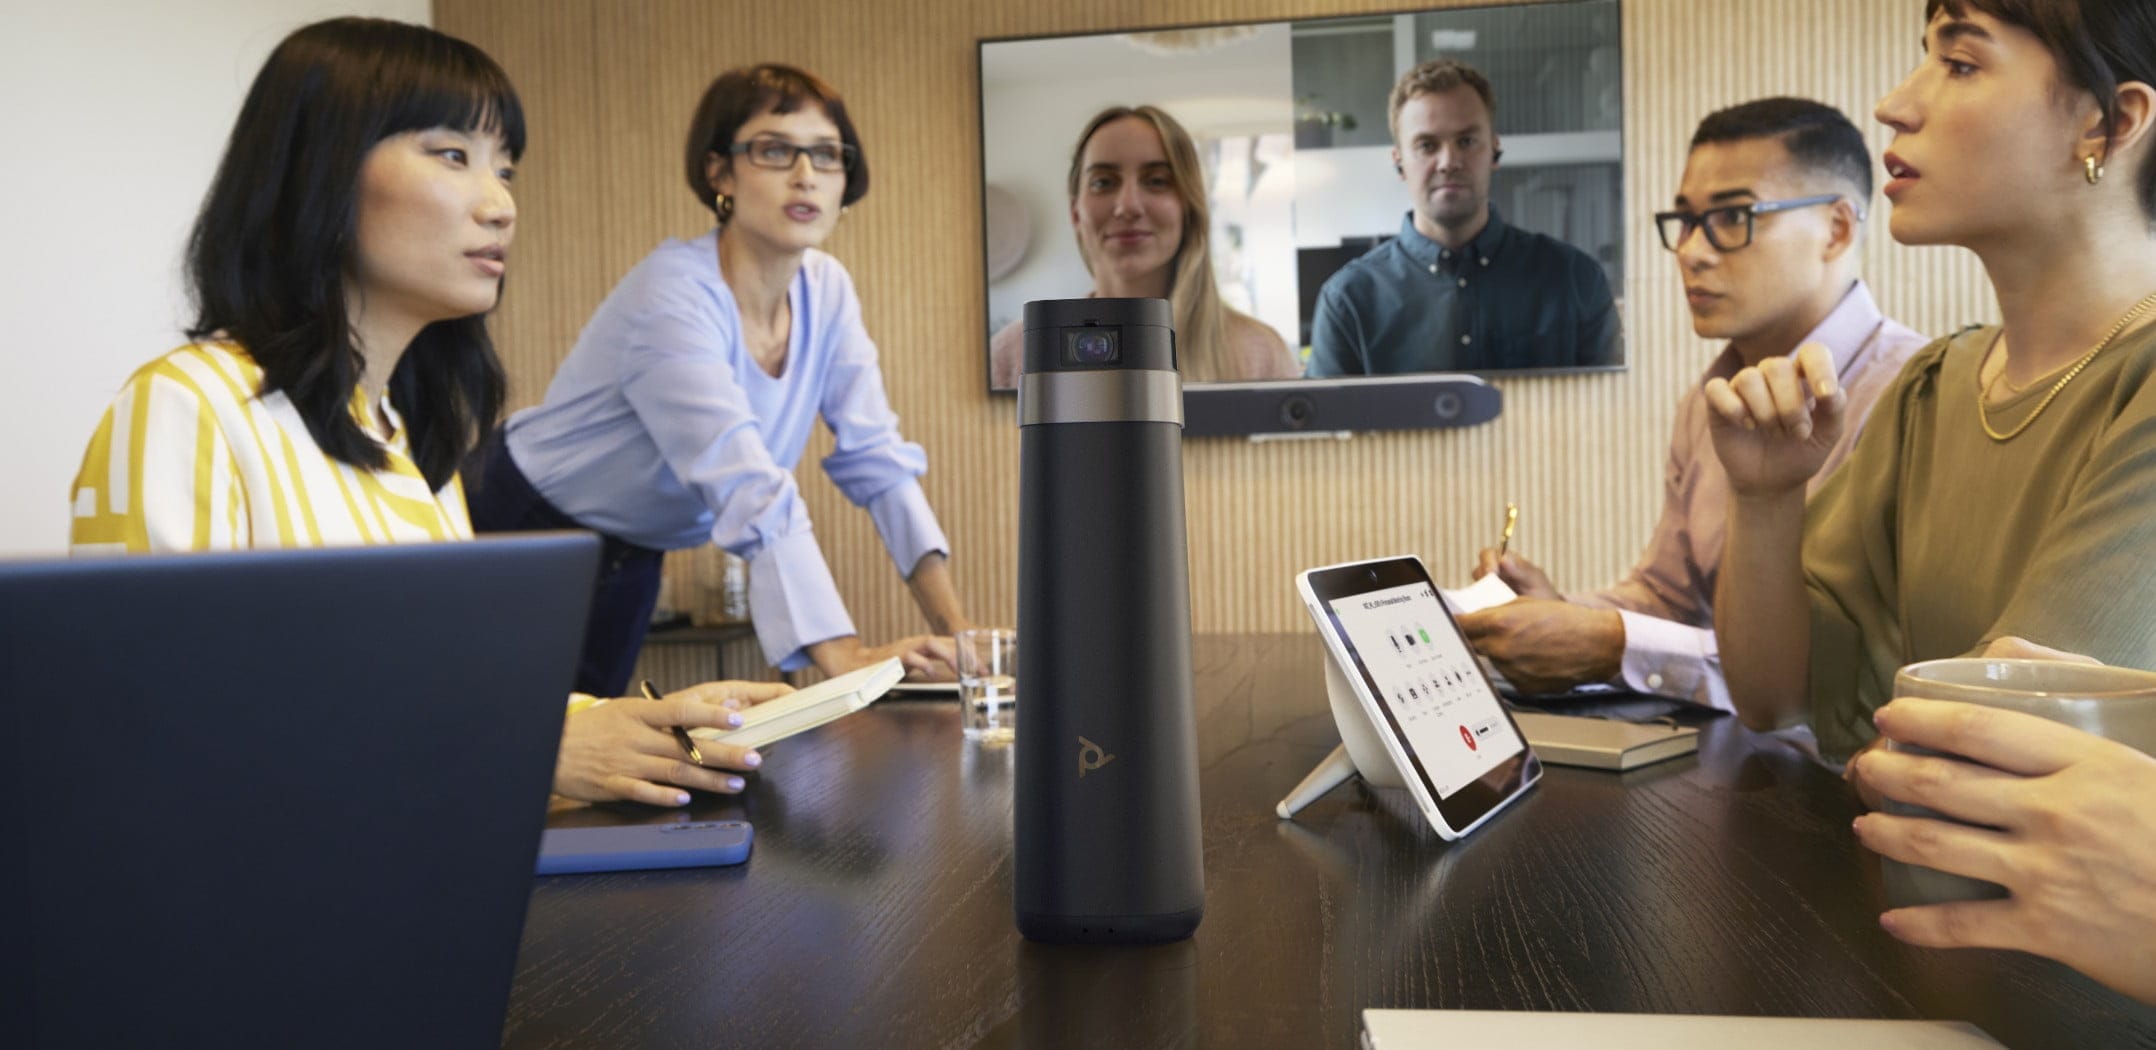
[{"left": 70, "top": 342, "right": 470, "bottom": 554}]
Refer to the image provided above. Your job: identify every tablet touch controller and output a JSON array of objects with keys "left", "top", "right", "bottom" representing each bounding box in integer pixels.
[{"left": 1326, "top": 580, "right": 1526, "bottom": 798}]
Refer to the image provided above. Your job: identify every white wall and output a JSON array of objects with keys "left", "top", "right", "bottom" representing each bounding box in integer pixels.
[{"left": 0, "top": 0, "right": 431, "bottom": 556}]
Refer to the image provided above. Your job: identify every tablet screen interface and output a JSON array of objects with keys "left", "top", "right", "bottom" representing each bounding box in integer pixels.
[{"left": 1325, "top": 580, "right": 1526, "bottom": 798}]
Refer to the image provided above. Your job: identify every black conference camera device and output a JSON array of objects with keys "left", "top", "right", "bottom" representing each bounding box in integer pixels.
[{"left": 1014, "top": 297, "right": 1204, "bottom": 944}]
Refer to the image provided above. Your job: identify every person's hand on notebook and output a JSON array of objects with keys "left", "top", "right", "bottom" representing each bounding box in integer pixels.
[
  {"left": 1854, "top": 695, "right": 2156, "bottom": 1006},
  {"left": 890, "top": 634, "right": 960, "bottom": 681},
  {"left": 1470, "top": 548, "right": 1560, "bottom": 600},
  {"left": 1457, "top": 599, "right": 1624, "bottom": 695},
  {"left": 812, "top": 633, "right": 959, "bottom": 682},
  {"left": 554, "top": 680, "right": 795, "bottom": 806}
]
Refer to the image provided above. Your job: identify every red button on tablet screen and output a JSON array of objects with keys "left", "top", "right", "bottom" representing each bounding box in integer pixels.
[{"left": 1459, "top": 725, "right": 1477, "bottom": 751}]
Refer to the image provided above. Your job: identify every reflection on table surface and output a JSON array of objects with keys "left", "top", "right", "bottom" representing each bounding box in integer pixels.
[{"left": 509, "top": 634, "right": 2156, "bottom": 1050}]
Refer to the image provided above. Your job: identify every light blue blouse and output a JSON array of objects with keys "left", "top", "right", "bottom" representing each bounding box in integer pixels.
[{"left": 503, "top": 232, "right": 948, "bottom": 671}]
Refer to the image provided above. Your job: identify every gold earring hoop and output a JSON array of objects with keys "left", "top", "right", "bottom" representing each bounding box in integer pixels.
[
  {"left": 2086, "top": 155, "right": 2105, "bottom": 185},
  {"left": 715, "top": 194, "right": 734, "bottom": 222}
]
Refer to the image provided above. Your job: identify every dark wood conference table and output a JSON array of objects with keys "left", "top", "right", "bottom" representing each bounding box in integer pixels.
[{"left": 506, "top": 634, "right": 2156, "bottom": 1049}]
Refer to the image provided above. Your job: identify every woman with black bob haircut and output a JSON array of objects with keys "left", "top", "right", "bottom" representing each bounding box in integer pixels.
[
  {"left": 467, "top": 64, "right": 973, "bottom": 694},
  {"left": 194, "top": 16, "right": 520, "bottom": 494},
  {"left": 72, "top": 18, "right": 789, "bottom": 808}
]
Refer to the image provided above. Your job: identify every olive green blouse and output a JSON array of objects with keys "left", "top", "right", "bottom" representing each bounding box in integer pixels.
[{"left": 1801, "top": 322, "right": 2156, "bottom": 761}]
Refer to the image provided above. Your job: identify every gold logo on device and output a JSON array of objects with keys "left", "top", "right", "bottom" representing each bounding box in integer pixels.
[{"left": 1077, "top": 736, "right": 1116, "bottom": 778}]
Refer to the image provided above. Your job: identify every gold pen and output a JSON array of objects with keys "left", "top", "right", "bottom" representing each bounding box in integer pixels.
[
  {"left": 1499, "top": 502, "right": 1519, "bottom": 560},
  {"left": 640, "top": 679, "right": 706, "bottom": 765}
]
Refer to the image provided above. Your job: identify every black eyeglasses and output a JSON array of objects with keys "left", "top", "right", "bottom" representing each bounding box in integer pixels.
[
  {"left": 727, "top": 135, "right": 857, "bottom": 174},
  {"left": 1654, "top": 194, "right": 1850, "bottom": 252}
]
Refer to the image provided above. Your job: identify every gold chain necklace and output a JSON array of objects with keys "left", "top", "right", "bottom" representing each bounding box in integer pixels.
[
  {"left": 1993, "top": 359, "right": 2041, "bottom": 395},
  {"left": 1980, "top": 288, "right": 2156, "bottom": 441}
]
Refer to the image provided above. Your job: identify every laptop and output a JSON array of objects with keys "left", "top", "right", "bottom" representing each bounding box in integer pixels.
[{"left": 0, "top": 533, "right": 598, "bottom": 1048}]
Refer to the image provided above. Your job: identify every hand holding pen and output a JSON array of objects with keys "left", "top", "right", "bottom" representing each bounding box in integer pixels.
[
  {"left": 1472, "top": 502, "right": 1560, "bottom": 600},
  {"left": 550, "top": 680, "right": 792, "bottom": 807},
  {"left": 642, "top": 679, "right": 706, "bottom": 765}
]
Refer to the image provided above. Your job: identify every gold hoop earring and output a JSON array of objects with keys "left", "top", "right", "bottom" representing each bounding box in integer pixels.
[
  {"left": 2086, "top": 155, "right": 2105, "bottom": 185},
  {"left": 715, "top": 194, "right": 734, "bottom": 222}
]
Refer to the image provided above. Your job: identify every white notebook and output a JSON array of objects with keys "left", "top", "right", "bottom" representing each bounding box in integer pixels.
[
  {"left": 1438, "top": 572, "right": 1518, "bottom": 615},
  {"left": 689, "top": 658, "right": 904, "bottom": 750},
  {"left": 1363, "top": 1010, "right": 2002, "bottom": 1048},
  {"left": 1509, "top": 711, "right": 1700, "bottom": 771}
]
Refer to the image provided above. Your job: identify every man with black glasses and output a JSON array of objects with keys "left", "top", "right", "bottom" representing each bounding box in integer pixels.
[{"left": 1456, "top": 97, "right": 1926, "bottom": 714}]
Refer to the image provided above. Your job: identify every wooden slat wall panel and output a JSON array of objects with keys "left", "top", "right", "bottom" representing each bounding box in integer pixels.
[
  {"left": 631, "top": 635, "right": 776, "bottom": 690},
  {"left": 438, "top": 0, "right": 1992, "bottom": 659}
]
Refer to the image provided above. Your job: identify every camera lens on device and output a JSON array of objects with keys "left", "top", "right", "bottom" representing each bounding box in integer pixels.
[{"left": 1070, "top": 330, "right": 1118, "bottom": 365}]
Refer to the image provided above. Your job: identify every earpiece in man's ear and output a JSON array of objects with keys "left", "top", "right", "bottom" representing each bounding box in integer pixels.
[{"left": 1492, "top": 149, "right": 1504, "bottom": 165}]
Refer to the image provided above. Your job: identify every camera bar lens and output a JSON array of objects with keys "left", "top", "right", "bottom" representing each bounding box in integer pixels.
[{"left": 1069, "top": 330, "right": 1118, "bottom": 365}]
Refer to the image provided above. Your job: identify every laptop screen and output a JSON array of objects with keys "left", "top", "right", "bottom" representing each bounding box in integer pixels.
[{"left": 0, "top": 534, "right": 596, "bottom": 1046}]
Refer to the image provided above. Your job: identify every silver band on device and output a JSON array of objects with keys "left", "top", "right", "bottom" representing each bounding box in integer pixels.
[{"left": 1019, "top": 369, "right": 1183, "bottom": 428}]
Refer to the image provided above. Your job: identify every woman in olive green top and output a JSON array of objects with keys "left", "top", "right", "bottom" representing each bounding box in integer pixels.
[{"left": 1706, "top": 0, "right": 2156, "bottom": 764}]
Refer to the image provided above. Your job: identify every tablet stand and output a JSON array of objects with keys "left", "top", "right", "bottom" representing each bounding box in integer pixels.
[{"left": 1275, "top": 646, "right": 1411, "bottom": 819}]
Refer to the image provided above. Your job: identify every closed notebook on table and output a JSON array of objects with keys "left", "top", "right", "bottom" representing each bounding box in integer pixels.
[
  {"left": 1509, "top": 711, "right": 1700, "bottom": 771},
  {"left": 1362, "top": 1009, "right": 2002, "bottom": 1048}
]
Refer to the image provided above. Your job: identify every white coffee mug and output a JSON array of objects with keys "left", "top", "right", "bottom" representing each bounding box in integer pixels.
[{"left": 1881, "top": 657, "right": 2156, "bottom": 907}]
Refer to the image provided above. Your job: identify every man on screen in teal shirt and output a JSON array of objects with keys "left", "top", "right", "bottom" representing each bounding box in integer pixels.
[{"left": 1308, "top": 58, "right": 1621, "bottom": 375}]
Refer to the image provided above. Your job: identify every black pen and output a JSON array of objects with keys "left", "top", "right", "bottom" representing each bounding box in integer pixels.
[{"left": 640, "top": 680, "right": 706, "bottom": 765}]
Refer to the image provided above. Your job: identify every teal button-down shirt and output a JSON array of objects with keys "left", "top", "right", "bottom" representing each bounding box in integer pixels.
[{"left": 1308, "top": 208, "right": 1621, "bottom": 375}]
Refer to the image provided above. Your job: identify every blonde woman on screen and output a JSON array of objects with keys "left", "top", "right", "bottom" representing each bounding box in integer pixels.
[{"left": 990, "top": 105, "right": 1299, "bottom": 387}]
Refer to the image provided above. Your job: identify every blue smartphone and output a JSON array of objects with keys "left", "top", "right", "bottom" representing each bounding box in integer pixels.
[{"left": 535, "top": 820, "right": 752, "bottom": 875}]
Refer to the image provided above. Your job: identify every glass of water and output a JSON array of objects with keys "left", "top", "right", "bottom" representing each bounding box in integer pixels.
[{"left": 957, "top": 628, "right": 1017, "bottom": 743}]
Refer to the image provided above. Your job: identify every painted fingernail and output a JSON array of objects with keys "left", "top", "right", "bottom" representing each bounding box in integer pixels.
[
  {"left": 725, "top": 776, "right": 745, "bottom": 791},
  {"left": 673, "top": 792, "right": 691, "bottom": 806},
  {"left": 742, "top": 750, "right": 762, "bottom": 768},
  {"left": 725, "top": 713, "right": 744, "bottom": 728}
]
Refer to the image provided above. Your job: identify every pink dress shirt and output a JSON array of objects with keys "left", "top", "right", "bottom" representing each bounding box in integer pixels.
[{"left": 1568, "top": 281, "right": 1928, "bottom": 709}]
